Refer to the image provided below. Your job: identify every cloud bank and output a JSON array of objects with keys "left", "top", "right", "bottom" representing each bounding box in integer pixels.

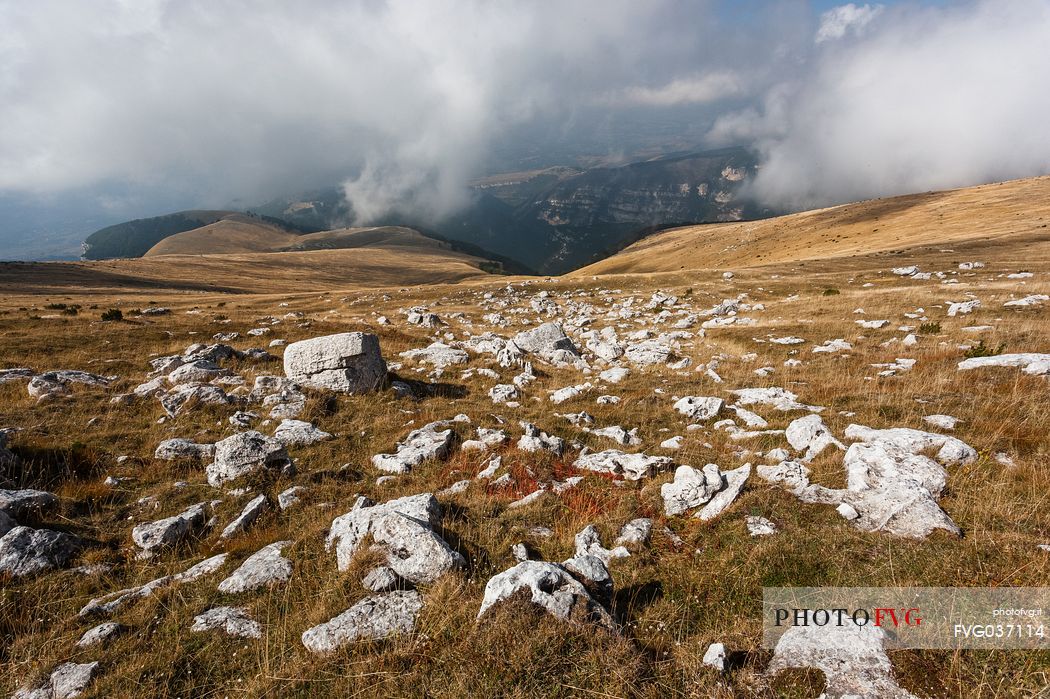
[
  {"left": 0, "top": 0, "right": 793, "bottom": 224},
  {"left": 1, "top": 0, "right": 1049, "bottom": 230},
  {"left": 712, "top": 0, "right": 1050, "bottom": 210}
]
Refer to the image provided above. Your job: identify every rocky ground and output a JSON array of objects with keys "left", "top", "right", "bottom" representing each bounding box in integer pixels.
[{"left": 1, "top": 256, "right": 1048, "bottom": 697}]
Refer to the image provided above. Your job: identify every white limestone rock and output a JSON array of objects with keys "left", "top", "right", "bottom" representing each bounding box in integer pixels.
[
  {"left": 371, "top": 421, "right": 452, "bottom": 474},
  {"left": 206, "top": 431, "right": 291, "bottom": 487},
  {"left": 746, "top": 516, "right": 777, "bottom": 536},
  {"left": 673, "top": 396, "right": 724, "bottom": 421},
  {"left": 574, "top": 450, "right": 673, "bottom": 481},
  {"left": 399, "top": 342, "right": 469, "bottom": 368},
  {"left": 695, "top": 464, "right": 750, "bottom": 521},
  {"left": 192, "top": 606, "right": 262, "bottom": 639},
  {"left": 785, "top": 414, "right": 844, "bottom": 461},
  {"left": 957, "top": 353, "right": 1050, "bottom": 376},
  {"left": 0, "top": 488, "right": 59, "bottom": 519},
  {"left": 614, "top": 518, "right": 653, "bottom": 547},
  {"left": 76, "top": 622, "right": 123, "bottom": 648},
  {"left": 703, "top": 642, "right": 726, "bottom": 671},
  {"left": 0, "top": 526, "right": 79, "bottom": 577},
  {"left": 218, "top": 494, "right": 268, "bottom": 540},
  {"left": 154, "top": 438, "right": 215, "bottom": 462},
  {"left": 273, "top": 419, "right": 333, "bottom": 446},
  {"left": 477, "top": 560, "right": 614, "bottom": 630},
  {"left": 13, "top": 661, "right": 100, "bottom": 699},
  {"left": 517, "top": 422, "right": 565, "bottom": 456},
  {"left": 218, "top": 541, "right": 293, "bottom": 593},
  {"left": 512, "top": 322, "right": 583, "bottom": 366},
  {"left": 302, "top": 590, "right": 423, "bottom": 653},
  {"left": 730, "top": 387, "right": 823, "bottom": 412},
  {"left": 132, "top": 502, "right": 208, "bottom": 553},
  {"left": 767, "top": 617, "right": 918, "bottom": 698},
  {"left": 325, "top": 493, "right": 464, "bottom": 584},
  {"left": 283, "top": 332, "right": 387, "bottom": 393},
  {"left": 660, "top": 464, "right": 723, "bottom": 516}
]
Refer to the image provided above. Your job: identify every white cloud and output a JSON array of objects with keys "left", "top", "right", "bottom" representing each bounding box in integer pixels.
[
  {"left": 0, "top": 0, "right": 778, "bottom": 224},
  {"left": 613, "top": 72, "right": 745, "bottom": 107},
  {"left": 713, "top": 0, "right": 1050, "bottom": 211},
  {"left": 815, "top": 3, "right": 884, "bottom": 43}
]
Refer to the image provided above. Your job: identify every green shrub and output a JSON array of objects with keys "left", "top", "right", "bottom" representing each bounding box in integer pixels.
[
  {"left": 101, "top": 308, "right": 123, "bottom": 322},
  {"left": 964, "top": 340, "right": 1005, "bottom": 358},
  {"left": 822, "top": 288, "right": 840, "bottom": 296},
  {"left": 919, "top": 322, "right": 941, "bottom": 334}
]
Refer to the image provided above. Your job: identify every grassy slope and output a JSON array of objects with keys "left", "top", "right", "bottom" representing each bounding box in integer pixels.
[
  {"left": 143, "top": 215, "right": 301, "bottom": 256},
  {"left": 1, "top": 178, "right": 1049, "bottom": 697},
  {"left": 0, "top": 246, "right": 492, "bottom": 295},
  {"left": 575, "top": 176, "right": 1050, "bottom": 276}
]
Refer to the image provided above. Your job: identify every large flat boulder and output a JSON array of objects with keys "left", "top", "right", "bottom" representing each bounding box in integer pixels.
[{"left": 283, "top": 332, "right": 387, "bottom": 393}]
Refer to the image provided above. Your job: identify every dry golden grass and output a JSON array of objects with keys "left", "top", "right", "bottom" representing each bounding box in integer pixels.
[
  {"left": 2, "top": 184, "right": 1050, "bottom": 697},
  {"left": 576, "top": 175, "right": 1050, "bottom": 276},
  {"left": 144, "top": 215, "right": 301, "bottom": 255},
  {"left": 145, "top": 222, "right": 451, "bottom": 257},
  {"left": 0, "top": 245, "right": 493, "bottom": 296}
]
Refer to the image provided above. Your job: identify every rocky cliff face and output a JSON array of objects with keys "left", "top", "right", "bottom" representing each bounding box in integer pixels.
[{"left": 449, "top": 147, "right": 767, "bottom": 273}]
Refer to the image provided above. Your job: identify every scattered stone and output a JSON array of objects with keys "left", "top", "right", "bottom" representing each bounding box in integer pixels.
[
  {"left": 574, "top": 450, "right": 673, "bottom": 481},
  {"left": 302, "top": 590, "right": 423, "bottom": 653},
  {"left": 132, "top": 502, "right": 208, "bottom": 553},
  {"left": 785, "top": 414, "right": 844, "bottom": 461},
  {"left": 0, "top": 489, "right": 59, "bottom": 519},
  {"left": 159, "top": 382, "right": 235, "bottom": 417},
  {"left": 489, "top": 384, "right": 520, "bottom": 404},
  {"left": 614, "top": 518, "right": 653, "bottom": 547},
  {"left": 673, "top": 396, "right": 724, "bottom": 421},
  {"left": 80, "top": 553, "right": 228, "bottom": 617},
  {"left": 191, "top": 606, "right": 262, "bottom": 639},
  {"left": 661, "top": 464, "right": 724, "bottom": 516},
  {"left": 218, "top": 541, "right": 293, "bottom": 593},
  {"left": 273, "top": 419, "right": 333, "bottom": 446},
  {"left": 767, "top": 617, "right": 917, "bottom": 698},
  {"left": 512, "top": 322, "right": 583, "bottom": 366},
  {"left": 206, "top": 431, "right": 292, "bottom": 487},
  {"left": 730, "top": 387, "right": 823, "bottom": 412},
  {"left": 372, "top": 421, "right": 453, "bottom": 474},
  {"left": 13, "top": 661, "right": 99, "bottom": 699},
  {"left": 477, "top": 560, "right": 614, "bottom": 629},
  {"left": 923, "top": 414, "right": 960, "bottom": 430},
  {"left": 362, "top": 565, "right": 400, "bottom": 592},
  {"left": 703, "top": 642, "right": 726, "bottom": 671},
  {"left": 957, "top": 353, "right": 1050, "bottom": 376},
  {"left": 218, "top": 494, "right": 268, "bottom": 540},
  {"left": 278, "top": 486, "right": 307, "bottom": 510},
  {"left": 154, "top": 438, "right": 215, "bottom": 462},
  {"left": 76, "top": 622, "right": 123, "bottom": 648},
  {"left": 695, "top": 464, "right": 750, "bottom": 521},
  {"left": 746, "top": 516, "right": 777, "bottom": 536},
  {"left": 326, "top": 493, "right": 464, "bottom": 584},
  {"left": 0, "top": 524, "right": 79, "bottom": 575},
  {"left": 399, "top": 342, "right": 469, "bottom": 368},
  {"left": 517, "top": 422, "right": 565, "bottom": 455}
]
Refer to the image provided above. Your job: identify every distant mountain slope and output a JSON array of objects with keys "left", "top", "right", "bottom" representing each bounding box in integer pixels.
[
  {"left": 82, "top": 210, "right": 318, "bottom": 260},
  {"left": 252, "top": 147, "right": 769, "bottom": 275},
  {"left": 0, "top": 243, "right": 496, "bottom": 295},
  {"left": 573, "top": 175, "right": 1050, "bottom": 276},
  {"left": 437, "top": 146, "right": 767, "bottom": 274}
]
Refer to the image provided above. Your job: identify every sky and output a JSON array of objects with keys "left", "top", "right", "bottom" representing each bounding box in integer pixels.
[{"left": 1, "top": 0, "right": 1049, "bottom": 258}]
